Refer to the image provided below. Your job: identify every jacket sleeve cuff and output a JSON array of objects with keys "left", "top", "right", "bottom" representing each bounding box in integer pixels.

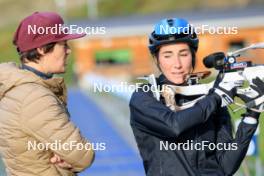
[{"left": 243, "top": 117, "right": 258, "bottom": 124}]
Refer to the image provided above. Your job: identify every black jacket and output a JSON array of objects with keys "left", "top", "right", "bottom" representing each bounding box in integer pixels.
[{"left": 129, "top": 76, "right": 258, "bottom": 176}]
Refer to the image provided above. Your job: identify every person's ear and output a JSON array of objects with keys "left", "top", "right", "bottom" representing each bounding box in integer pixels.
[
  {"left": 153, "top": 55, "right": 158, "bottom": 65},
  {"left": 153, "top": 55, "right": 162, "bottom": 72},
  {"left": 36, "top": 47, "right": 45, "bottom": 56}
]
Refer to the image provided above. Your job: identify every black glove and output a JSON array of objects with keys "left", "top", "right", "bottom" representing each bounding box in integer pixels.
[{"left": 238, "top": 77, "right": 264, "bottom": 118}]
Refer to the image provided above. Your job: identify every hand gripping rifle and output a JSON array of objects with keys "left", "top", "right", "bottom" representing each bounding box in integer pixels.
[{"left": 138, "top": 42, "right": 264, "bottom": 112}]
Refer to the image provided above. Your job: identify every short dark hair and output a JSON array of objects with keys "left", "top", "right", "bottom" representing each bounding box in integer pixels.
[{"left": 18, "top": 42, "right": 56, "bottom": 63}]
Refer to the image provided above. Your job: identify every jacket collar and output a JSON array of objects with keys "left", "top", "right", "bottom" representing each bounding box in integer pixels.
[{"left": 21, "top": 64, "right": 53, "bottom": 80}]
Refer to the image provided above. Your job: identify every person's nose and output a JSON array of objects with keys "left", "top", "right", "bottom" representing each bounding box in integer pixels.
[
  {"left": 172, "top": 56, "right": 182, "bottom": 69},
  {"left": 66, "top": 46, "right": 71, "bottom": 55}
]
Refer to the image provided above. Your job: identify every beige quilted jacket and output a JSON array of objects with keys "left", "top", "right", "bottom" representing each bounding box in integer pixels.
[{"left": 0, "top": 62, "right": 94, "bottom": 176}]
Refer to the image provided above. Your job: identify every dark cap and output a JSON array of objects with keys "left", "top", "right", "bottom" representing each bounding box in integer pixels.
[{"left": 13, "top": 12, "right": 85, "bottom": 52}]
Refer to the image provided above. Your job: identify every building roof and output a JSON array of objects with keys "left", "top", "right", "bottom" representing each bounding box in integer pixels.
[{"left": 70, "top": 6, "right": 264, "bottom": 38}]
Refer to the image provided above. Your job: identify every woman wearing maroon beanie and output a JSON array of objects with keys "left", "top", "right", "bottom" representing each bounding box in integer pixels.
[{"left": 0, "top": 12, "right": 94, "bottom": 176}]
